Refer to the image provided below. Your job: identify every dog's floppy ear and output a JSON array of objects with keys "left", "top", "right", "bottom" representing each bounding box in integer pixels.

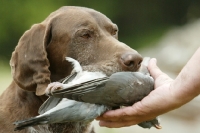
[{"left": 10, "top": 23, "right": 52, "bottom": 96}]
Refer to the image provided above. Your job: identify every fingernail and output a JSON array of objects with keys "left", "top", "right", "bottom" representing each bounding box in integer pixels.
[
  {"left": 151, "top": 58, "right": 157, "bottom": 64},
  {"left": 152, "top": 58, "right": 156, "bottom": 62}
]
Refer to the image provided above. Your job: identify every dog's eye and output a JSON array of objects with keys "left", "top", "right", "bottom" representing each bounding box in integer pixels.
[
  {"left": 76, "top": 29, "right": 93, "bottom": 40},
  {"left": 81, "top": 33, "right": 91, "bottom": 39}
]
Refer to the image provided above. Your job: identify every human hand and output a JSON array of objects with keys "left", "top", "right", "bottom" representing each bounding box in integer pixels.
[{"left": 96, "top": 58, "right": 180, "bottom": 128}]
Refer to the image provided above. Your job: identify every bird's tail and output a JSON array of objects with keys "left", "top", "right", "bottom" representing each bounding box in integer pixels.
[{"left": 13, "top": 116, "right": 48, "bottom": 131}]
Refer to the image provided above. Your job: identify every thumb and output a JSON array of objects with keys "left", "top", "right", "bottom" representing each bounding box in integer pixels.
[{"left": 148, "top": 58, "right": 164, "bottom": 79}]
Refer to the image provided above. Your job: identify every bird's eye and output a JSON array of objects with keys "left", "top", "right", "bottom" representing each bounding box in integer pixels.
[
  {"left": 81, "top": 33, "right": 91, "bottom": 39},
  {"left": 112, "top": 29, "right": 118, "bottom": 36}
]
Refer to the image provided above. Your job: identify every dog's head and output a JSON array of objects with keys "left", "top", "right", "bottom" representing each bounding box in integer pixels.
[{"left": 10, "top": 6, "right": 142, "bottom": 96}]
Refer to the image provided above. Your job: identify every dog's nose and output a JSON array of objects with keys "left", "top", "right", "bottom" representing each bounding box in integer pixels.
[{"left": 120, "top": 52, "right": 143, "bottom": 70}]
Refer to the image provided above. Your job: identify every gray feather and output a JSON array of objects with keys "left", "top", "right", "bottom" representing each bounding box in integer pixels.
[
  {"left": 38, "top": 97, "right": 62, "bottom": 114},
  {"left": 52, "top": 72, "right": 154, "bottom": 107}
]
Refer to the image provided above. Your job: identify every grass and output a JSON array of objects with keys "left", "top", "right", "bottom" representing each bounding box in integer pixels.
[{"left": 0, "top": 60, "right": 11, "bottom": 93}]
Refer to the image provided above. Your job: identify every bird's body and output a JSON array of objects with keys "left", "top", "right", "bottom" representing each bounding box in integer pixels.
[
  {"left": 14, "top": 57, "right": 161, "bottom": 131},
  {"left": 52, "top": 71, "right": 154, "bottom": 107}
]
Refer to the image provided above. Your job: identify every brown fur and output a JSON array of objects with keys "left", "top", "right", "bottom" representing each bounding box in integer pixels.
[{"left": 0, "top": 6, "right": 142, "bottom": 133}]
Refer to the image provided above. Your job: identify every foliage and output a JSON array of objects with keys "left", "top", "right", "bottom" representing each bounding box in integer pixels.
[{"left": 0, "top": 0, "right": 200, "bottom": 60}]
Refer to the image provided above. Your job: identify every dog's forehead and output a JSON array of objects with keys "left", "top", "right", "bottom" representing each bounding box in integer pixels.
[{"left": 50, "top": 6, "right": 116, "bottom": 29}]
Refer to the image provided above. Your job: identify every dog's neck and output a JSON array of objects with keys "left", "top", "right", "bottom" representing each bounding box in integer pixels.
[
  {"left": 0, "top": 81, "right": 43, "bottom": 132},
  {"left": 49, "top": 122, "right": 94, "bottom": 133},
  {"left": 0, "top": 81, "right": 43, "bottom": 117},
  {"left": 1, "top": 81, "right": 93, "bottom": 133}
]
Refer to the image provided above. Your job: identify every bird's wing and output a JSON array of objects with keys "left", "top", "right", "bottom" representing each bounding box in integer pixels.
[
  {"left": 56, "top": 101, "right": 110, "bottom": 122},
  {"left": 50, "top": 76, "right": 109, "bottom": 100},
  {"left": 38, "top": 96, "right": 62, "bottom": 114}
]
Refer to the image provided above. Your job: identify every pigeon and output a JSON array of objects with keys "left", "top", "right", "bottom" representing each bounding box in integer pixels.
[
  {"left": 50, "top": 65, "right": 154, "bottom": 107},
  {"left": 13, "top": 57, "right": 161, "bottom": 131}
]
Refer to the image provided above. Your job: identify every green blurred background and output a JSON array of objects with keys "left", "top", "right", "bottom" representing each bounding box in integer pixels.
[
  {"left": 1, "top": 0, "right": 200, "bottom": 60},
  {"left": 1, "top": 0, "right": 200, "bottom": 133}
]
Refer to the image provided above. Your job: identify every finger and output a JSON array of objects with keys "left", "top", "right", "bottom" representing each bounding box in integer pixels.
[
  {"left": 98, "top": 110, "right": 123, "bottom": 121},
  {"left": 101, "top": 108, "right": 128, "bottom": 120},
  {"left": 100, "top": 106, "right": 139, "bottom": 121},
  {"left": 148, "top": 58, "right": 164, "bottom": 79},
  {"left": 99, "top": 120, "right": 136, "bottom": 128}
]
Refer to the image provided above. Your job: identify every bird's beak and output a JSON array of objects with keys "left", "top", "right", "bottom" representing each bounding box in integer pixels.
[
  {"left": 153, "top": 124, "right": 162, "bottom": 129},
  {"left": 138, "top": 57, "right": 150, "bottom": 74}
]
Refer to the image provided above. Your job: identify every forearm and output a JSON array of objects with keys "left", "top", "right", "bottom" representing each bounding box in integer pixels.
[{"left": 172, "top": 47, "right": 200, "bottom": 106}]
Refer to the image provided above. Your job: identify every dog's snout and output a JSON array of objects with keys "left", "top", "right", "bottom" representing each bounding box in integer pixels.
[{"left": 120, "top": 52, "right": 143, "bottom": 70}]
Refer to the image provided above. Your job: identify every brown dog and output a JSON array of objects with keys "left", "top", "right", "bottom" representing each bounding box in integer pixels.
[{"left": 0, "top": 6, "right": 142, "bottom": 133}]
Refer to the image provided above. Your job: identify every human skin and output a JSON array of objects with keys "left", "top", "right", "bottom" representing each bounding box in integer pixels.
[{"left": 96, "top": 47, "right": 200, "bottom": 128}]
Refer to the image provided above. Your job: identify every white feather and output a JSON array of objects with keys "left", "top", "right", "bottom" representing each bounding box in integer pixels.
[
  {"left": 61, "top": 57, "right": 106, "bottom": 89},
  {"left": 65, "top": 57, "right": 82, "bottom": 73}
]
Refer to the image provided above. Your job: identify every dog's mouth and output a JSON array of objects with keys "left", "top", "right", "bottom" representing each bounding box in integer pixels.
[
  {"left": 82, "top": 64, "right": 121, "bottom": 76},
  {"left": 82, "top": 61, "right": 139, "bottom": 76}
]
